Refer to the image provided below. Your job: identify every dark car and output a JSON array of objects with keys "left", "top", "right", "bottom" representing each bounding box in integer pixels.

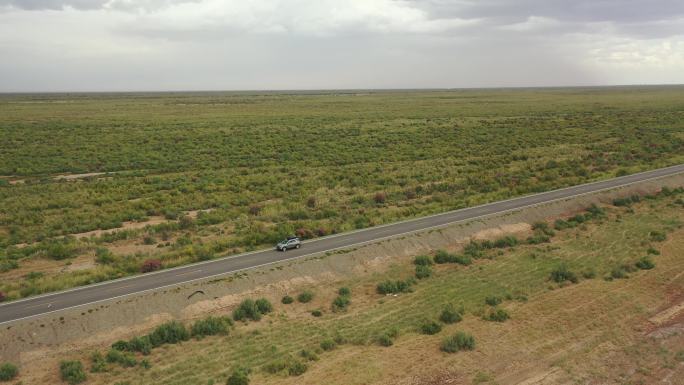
[{"left": 276, "top": 236, "right": 301, "bottom": 251}]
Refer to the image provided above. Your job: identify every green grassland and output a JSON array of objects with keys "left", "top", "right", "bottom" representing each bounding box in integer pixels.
[
  {"left": 1, "top": 87, "right": 683, "bottom": 300},
  {"left": 65, "top": 187, "right": 684, "bottom": 385}
]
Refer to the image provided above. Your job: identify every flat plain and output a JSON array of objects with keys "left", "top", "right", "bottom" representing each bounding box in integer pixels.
[{"left": 1, "top": 87, "right": 683, "bottom": 302}]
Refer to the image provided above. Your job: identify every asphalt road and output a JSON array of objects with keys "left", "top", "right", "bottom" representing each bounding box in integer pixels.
[{"left": 1, "top": 164, "right": 683, "bottom": 325}]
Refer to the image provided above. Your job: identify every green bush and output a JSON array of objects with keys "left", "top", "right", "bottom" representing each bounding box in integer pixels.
[
  {"left": 550, "top": 265, "right": 578, "bottom": 284},
  {"left": 439, "top": 304, "right": 463, "bottom": 324},
  {"left": 128, "top": 336, "right": 152, "bottom": 355},
  {"left": 484, "top": 296, "right": 502, "bottom": 306},
  {"left": 255, "top": 298, "right": 273, "bottom": 314},
  {"left": 297, "top": 291, "right": 314, "bottom": 303},
  {"left": 106, "top": 349, "right": 137, "bottom": 367},
  {"left": 440, "top": 331, "right": 475, "bottom": 353},
  {"left": 90, "top": 352, "right": 107, "bottom": 373},
  {"left": 191, "top": 316, "right": 233, "bottom": 338},
  {"left": 650, "top": 231, "right": 667, "bottom": 242},
  {"left": 320, "top": 339, "right": 336, "bottom": 351},
  {"left": 332, "top": 295, "right": 350, "bottom": 311},
  {"left": 433, "top": 250, "right": 470, "bottom": 265},
  {"left": 299, "top": 349, "right": 319, "bottom": 361},
  {"left": 111, "top": 340, "right": 130, "bottom": 351},
  {"left": 311, "top": 309, "right": 322, "bottom": 317},
  {"left": 338, "top": 287, "right": 351, "bottom": 296},
  {"left": 434, "top": 250, "right": 451, "bottom": 264},
  {"left": 281, "top": 295, "right": 294, "bottom": 304},
  {"left": 420, "top": 320, "right": 442, "bottom": 335},
  {"left": 0, "top": 363, "right": 18, "bottom": 381},
  {"left": 288, "top": 361, "right": 307, "bottom": 376},
  {"left": 646, "top": 247, "right": 660, "bottom": 255},
  {"left": 635, "top": 256, "right": 655, "bottom": 270},
  {"left": 148, "top": 321, "right": 189, "bottom": 346},
  {"left": 484, "top": 308, "right": 510, "bottom": 322},
  {"left": 415, "top": 265, "right": 432, "bottom": 279},
  {"left": 233, "top": 299, "right": 263, "bottom": 322},
  {"left": 493, "top": 236, "right": 518, "bottom": 248},
  {"left": 377, "top": 333, "right": 394, "bottom": 347},
  {"left": 376, "top": 278, "right": 415, "bottom": 294},
  {"left": 60, "top": 360, "right": 86, "bottom": 385},
  {"left": 413, "top": 255, "right": 433, "bottom": 266},
  {"left": 226, "top": 367, "right": 250, "bottom": 385}
]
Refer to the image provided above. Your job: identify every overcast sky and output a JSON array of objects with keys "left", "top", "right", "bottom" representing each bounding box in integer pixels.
[{"left": 1, "top": 0, "right": 683, "bottom": 91}]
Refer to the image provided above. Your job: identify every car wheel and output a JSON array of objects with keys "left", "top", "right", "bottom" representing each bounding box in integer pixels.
[{"left": 296, "top": 244, "right": 300, "bottom": 249}]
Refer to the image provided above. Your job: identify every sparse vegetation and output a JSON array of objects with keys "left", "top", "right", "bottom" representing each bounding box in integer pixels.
[
  {"left": 2, "top": 89, "right": 683, "bottom": 301},
  {"left": 415, "top": 264, "right": 432, "bottom": 279}
]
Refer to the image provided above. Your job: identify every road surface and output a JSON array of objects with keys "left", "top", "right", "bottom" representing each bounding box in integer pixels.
[{"left": 1, "top": 164, "right": 683, "bottom": 324}]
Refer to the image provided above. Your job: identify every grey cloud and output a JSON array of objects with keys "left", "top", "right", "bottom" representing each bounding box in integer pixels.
[
  {"left": 0, "top": 0, "right": 107, "bottom": 10},
  {"left": 412, "top": 0, "right": 684, "bottom": 23}
]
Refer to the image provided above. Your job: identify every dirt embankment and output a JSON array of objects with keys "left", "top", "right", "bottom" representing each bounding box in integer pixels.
[{"left": 1, "top": 173, "right": 683, "bottom": 368}]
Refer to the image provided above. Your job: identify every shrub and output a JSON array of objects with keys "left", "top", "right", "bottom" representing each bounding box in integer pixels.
[
  {"left": 440, "top": 331, "right": 475, "bottom": 353},
  {"left": 554, "top": 219, "right": 572, "bottom": 230},
  {"left": 90, "top": 352, "right": 107, "bottom": 373},
  {"left": 281, "top": 295, "right": 294, "bottom": 304},
  {"left": 60, "top": 360, "right": 86, "bottom": 385},
  {"left": 377, "top": 333, "right": 394, "bottom": 347},
  {"left": 420, "top": 320, "right": 442, "bottom": 335},
  {"left": 288, "top": 361, "right": 307, "bottom": 376},
  {"left": 434, "top": 250, "right": 451, "bottom": 264},
  {"left": 320, "top": 339, "right": 336, "bottom": 351},
  {"left": 140, "top": 359, "right": 151, "bottom": 369},
  {"left": 263, "top": 359, "right": 288, "bottom": 374},
  {"left": 373, "top": 192, "right": 387, "bottom": 204},
  {"left": 650, "top": 231, "right": 667, "bottom": 242},
  {"left": 111, "top": 340, "right": 130, "bottom": 351},
  {"left": 297, "top": 291, "right": 314, "bottom": 303},
  {"left": 332, "top": 295, "right": 350, "bottom": 311},
  {"left": 439, "top": 304, "right": 463, "bottom": 324},
  {"left": 95, "top": 247, "right": 115, "bottom": 264},
  {"left": 526, "top": 233, "right": 550, "bottom": 244},
  {"left": 550, "top": 265, "right": 578, "bottom": 284},
  {"left": 0, "top": 363, "right": 18, "bottom": 381},
  {"left": 434, "top": 250, "right": 471, "bottom": 265},
  {"left": 493, "top": 236, "right": 518, "bottom": 248},
  {"left": 255, "top": 298, "right": 273, "bottom": 314},
  {"left": 311, "top": 309, "right": 322, "bottom": 317},
  {"left": 299, "top": 349, "right": 319, "bottom": 361},
  {"left": 635, "top": 256, "right": 655, "bottom": 270},
  {"left": 376, "top": 278, "right": 415, "bottom": 294},
  {"left": 581, "top": 268, "right": 597, "bottom": 279},
  {"left": 128, "top": 336, "right": 152, "bottom": 355},
  {"left": 646, "top": 247, "right": 660, "bottom": 255},
  {"left": 610, "top": 266, "right": 628, "bottom": 279},
  {"left": 226, "top": 367, "right": 250, "bottom": 385},
  {"left": 484, "top": 308, "right": 510, "bottom": 322},
  {"left": 233, "top": 299, "right": 262, "bottom": 322},
  {"left": 338, "top": 287, "right": 351, "bottom": 296},
  {"left": 148, "top": 321, "right": 189, "bottom": 346},
  {"left": 413, "top": 255, "right": 433, "bottom": 266},
  {"left": 484, "top": 296, "right": 502, "bottom": 306},
  {"left": 140, "top": 259, "right": 162, "bottom": 273},
  {"left": 191, "top": 316, "right": 232, "bottom": 338},
  {"left": 415, "top": 265, "right": 432, "bottom": 279},
  {"left": 106, "top": 349, "right": 136, "bottom": 367}
]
